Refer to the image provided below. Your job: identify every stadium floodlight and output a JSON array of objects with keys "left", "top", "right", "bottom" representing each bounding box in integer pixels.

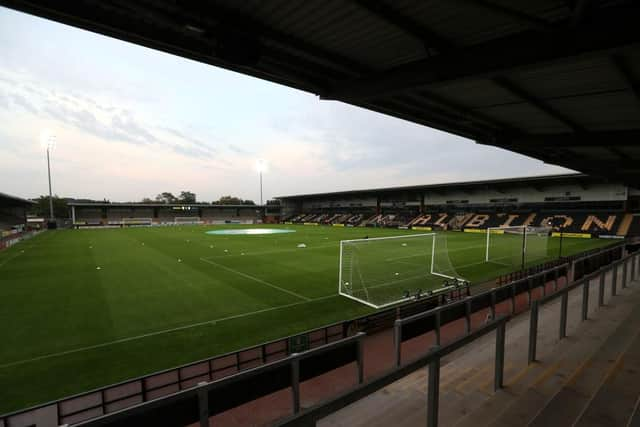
[
  {"left": 255, "top": 159, "right": 268, "bottom": 206},
  {"left": 338, "top": 233, "right": 463, "bottom": 309},
  {"left": 40, "top": 129, "right": 56, "bottom": 221}
]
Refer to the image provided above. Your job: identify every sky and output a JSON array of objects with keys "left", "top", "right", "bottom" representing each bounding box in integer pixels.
[{"left": 0, "top": 7, "right": 572, "bottom": 203}]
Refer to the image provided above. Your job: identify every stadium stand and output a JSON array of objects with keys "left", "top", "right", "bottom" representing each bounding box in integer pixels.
[
  {"left": 278, "top": 174, "right": 639, "bottom": 238},
  {"left": 0, "top": 192, "right": 36, "bottom": 251},
  {"left": 69, "top": 202, "right": 264, "bottom": 227}
]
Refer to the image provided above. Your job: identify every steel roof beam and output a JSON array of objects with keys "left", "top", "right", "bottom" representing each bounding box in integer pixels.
[
  {"left": 497, "top": 129, "right": 640, "bottom": 148},
  {"left": 611, "top": 55, "right": 640, "bottom": 108},
  {"left": 450, "top": 0, "right": 555, "bottom": 32},
  {"left": 412, "top": 91, "right": 520, "bottom": 134},
  {"left": 492, "top": 77, "right": 585, "bottom": 133},
  {"left": 326, "top": 4, "right": 640, "bottom": 100},
  {"left": 570, "top": 0, "right": 591, "bottom": 27},
  {"left": 352, "top": 0, "right": 453, "bottom": 54}
]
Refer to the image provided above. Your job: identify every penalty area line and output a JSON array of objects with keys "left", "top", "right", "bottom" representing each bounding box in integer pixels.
[
  {"left": 199, "top": 257, "right": 310, "bottom": 301},
  {"left": 0, "top": 294, "right": 337, "bottom": 370}
]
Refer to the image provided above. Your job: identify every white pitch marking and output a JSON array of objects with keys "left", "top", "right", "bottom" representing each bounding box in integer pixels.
[
  {"left": 199, "top": 257, "right": 310, "bottom": 301},
  {"left": 0, "top": 293, "right": 337, "bottom": 370},
  {"left": 204, "top": 242, "right": 337, "bottom": 259}
]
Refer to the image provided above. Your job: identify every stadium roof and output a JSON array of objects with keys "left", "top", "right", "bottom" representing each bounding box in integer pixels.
[
  {"left": 0, "top": 192, "right": 35, "bottom": 206},
  {"left": 3, "top": 1, "right": 638, "bottom": 185},
  {"left": 276, "top": 173, "right": 612, "bottom": 200}
]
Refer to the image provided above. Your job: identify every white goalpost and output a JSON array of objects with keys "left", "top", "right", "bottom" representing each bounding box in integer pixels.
[
  {"left": 485, "top": 225, "right": 551, "bottom": 269},
  {"left": 338, "top": 233, "right": 464, "bottom": 309}
]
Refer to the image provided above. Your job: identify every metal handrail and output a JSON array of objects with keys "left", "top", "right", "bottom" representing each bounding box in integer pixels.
[
  {"left": 527, "top": 250, "right": 639, "bottom": 364},
  {"left": 393, "top": 262, "right": 569, "bottom": 366},
  {"left": 275, "top": 316, "right": 509, "bottom": 427},
  {"left": 73, "top": 332, "right": 366, "bottom": 427},
  {"left": 280, "top": 248, "right": 636, "bottom": 427}
]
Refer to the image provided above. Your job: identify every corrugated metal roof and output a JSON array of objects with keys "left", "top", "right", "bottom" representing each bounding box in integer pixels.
[{"left": 276, "top": 173, "right": 606, "bottom": 200}]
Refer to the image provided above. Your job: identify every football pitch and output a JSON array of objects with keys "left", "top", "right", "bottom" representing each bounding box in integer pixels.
[{"left": 0, "top": 225, "right": 611, "bottom": 413}]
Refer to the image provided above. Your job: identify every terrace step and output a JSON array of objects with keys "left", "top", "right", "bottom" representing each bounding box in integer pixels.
[
  {"left": 453, "top": 283, "right": 640, "bottom": 427},
  {"left": 318, "top": 273, "right": 638, "bottom": 427},
  {"left": 440, "top": 280, "right": 607, "bottom": 425},
  {"left": 572, "top": 318, "right": 640, "bottom": 426},
  {"left": 528, "top": 297, "right": 640, "bottom": 427},
  {"left": 628, "top": 397, "right": 640, "bottom": 427}
]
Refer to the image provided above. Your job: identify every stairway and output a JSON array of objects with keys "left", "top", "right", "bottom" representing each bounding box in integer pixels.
[
  {"left": 319, "top": 274, "right": 640, "bottom": 427},
  {"left": 454, "top": 283, "right": 640, "bottom": 427}
]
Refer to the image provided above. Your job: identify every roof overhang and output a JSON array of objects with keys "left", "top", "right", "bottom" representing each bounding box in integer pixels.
[
  {"left": 0, "top": 192, "right": 35, "bottom": 207},
  {"left": 2, "top": 1, "right": 638, "bottom": 186},
  {"left": 276, "top": 173, "right": 618, "bottom": 200}
]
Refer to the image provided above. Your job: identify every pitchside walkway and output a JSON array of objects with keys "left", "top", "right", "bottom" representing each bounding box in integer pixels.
[{"left": 318, "top": 274, "right": 640, "bottom": 426}]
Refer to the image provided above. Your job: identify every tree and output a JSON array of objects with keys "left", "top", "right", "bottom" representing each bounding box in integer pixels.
[
  {"left": 215, "top": 195, "right": 243, "bottom": 205},
  {"left": 155, "top": 192, "right": 177, "bottom": 204},
  {"left": 141, "top": 198, "right": 155, "bottom": 203},
  {"left": 178, "top": 191, "right": 196, "bottom": 204},
  {"left": 30, "top": 195, "right": 69, "bottom": 218},
  {"left": 241, "top": 199, "right": 256, "bottom": 205}
]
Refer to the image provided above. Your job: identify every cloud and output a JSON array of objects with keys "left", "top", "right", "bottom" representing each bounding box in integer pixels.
[
  {"left": 111, "top": 113, "right": 157, "bottom": 144},
  {"left": 163, "top": 127, "right": 218, "bottom": 158},
  {"left": 0, "top": 93, "right": 9, "bottom": 109},
  {"left": 228, "top": 144, "right": 248, "bottom": 155},
  {"left": 0, "top": 6, "right": 573, "bottom": 203}
]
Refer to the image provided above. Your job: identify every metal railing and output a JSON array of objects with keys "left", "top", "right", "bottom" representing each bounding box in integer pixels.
[
  {"left": 0, "top": 322, "right": 348, "bottom": 426},
  {"left": 278, "top": 246, "right": 636, "bottom": 427},
  {"left": 393, "top": 262, "right": 567, "bottom": 367},
  {"left": 276, "top": 317, "right": 509, "bottom": 427},
  {"left": 73, "top": 332, "right": 366, "bottom": 427},
  {"left": 0, "top": 283, "right": 470, "bottom": 427},
  {"left": 528, "top": 250, "right": 640, "bottom": 364}
]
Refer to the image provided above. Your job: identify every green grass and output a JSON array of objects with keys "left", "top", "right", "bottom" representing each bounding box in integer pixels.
[{"left": 0, "top": 225, "right": 611, "bottom": 413}]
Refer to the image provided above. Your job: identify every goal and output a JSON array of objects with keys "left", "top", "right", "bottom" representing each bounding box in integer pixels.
[
  {"left": 121, "top": 217, "right": 152, "bottom": 226},
  {"left": 338, "top": 233, "right": 464, "bottom": 309},
  {"left": 174, "top": 216, "right": 203, "bottom": 225},
  {"left": 485, "top": 225, "right": 551, "bottom": 269}
]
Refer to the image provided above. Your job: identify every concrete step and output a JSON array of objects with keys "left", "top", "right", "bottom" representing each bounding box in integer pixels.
[
  {"left": 318, "top": 277, "right": 640, "bottom": 427},
  {"left": 627, "top": 396, "right": 640, "bottom": 427},
  {"left": 454, "top": 285, "right": 640, "bottom": 427},
  {"left": 528, "top": 298, "right": 640, "bottom": 426},
  {"left": 574, "top": 319, "right": 640, "bottom": 427}
]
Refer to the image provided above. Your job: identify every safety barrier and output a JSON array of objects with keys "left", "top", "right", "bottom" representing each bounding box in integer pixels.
[
  {"left": 73, "top": 332, "right": 365, "bottom": 427},
  {"left": 277, "top": 248, "right": 637, "bottom": 427},
  {"left": 277, "top": 317, "right": 509, "bottom": 427},
  {"left": 528, "top": 250, "right": 640, "bottom": 364}
]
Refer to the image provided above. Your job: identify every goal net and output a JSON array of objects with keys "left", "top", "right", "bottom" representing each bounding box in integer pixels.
[
  {"left": 174, "top": 216, "right": 203, "bottom": 225},
  {"left": 485, "top": 225, "right": 551, "bottom": 269},
  {"left": 338, "top": 233, "right": 464, "bottom": 309},
  {"left": 121, "top": 217, "right": 152, "bottom": 226}
]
